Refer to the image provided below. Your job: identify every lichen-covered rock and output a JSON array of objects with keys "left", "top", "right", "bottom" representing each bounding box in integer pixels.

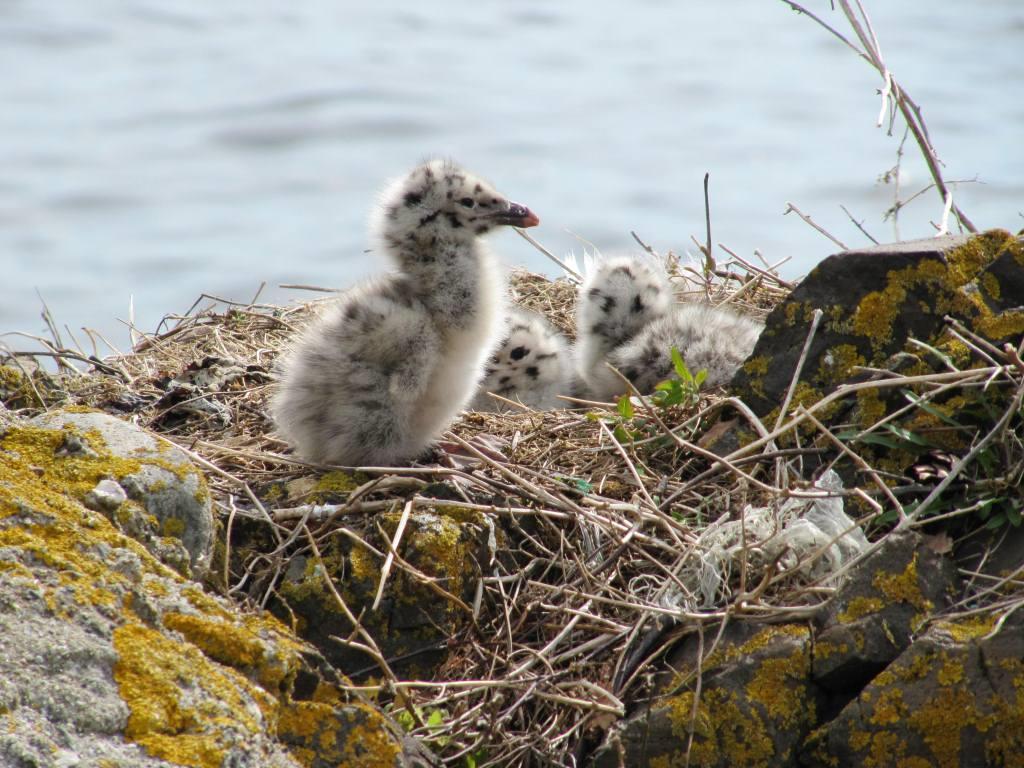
[
  {"left": 0, "top": 411, "right": 434, "bottom": 768},
  {"left": 595, "top": 624, "right": 821, "bottom": 767},
  {"left": 812, "top": 531, "right": 960, "bottom": 696},
  {"left": 732, "top": 230, "right": 1024, "bottom": 421},
  {"left": 0, "top": 360, "right": 55, "bottom": 409},
  {"left": 268, "top": 498, "right": 493, "bottom": 679},
  {"left": 17, "top": 408, "right": 214, "bottom": 579},
  {"left": 802, "top": 612, "right": 1024, "bottom": 767}
]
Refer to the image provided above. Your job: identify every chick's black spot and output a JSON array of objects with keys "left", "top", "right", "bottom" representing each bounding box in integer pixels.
[
  {"left": 631, "top": 296, "right": 645, "bottom": 314},
  {"left": 525, "top": 366, "right": 540, "bottom": 379},
  {"left": 403, "top": 191, "right": 422, "bottom": 207},
  {"left": 418, "top": 211, "right": 440, "bottom": 226},
  {"left": 510, "top": 346, "right": 529, "bottom": 361},
  {"left": 445, "top": 212, "right": 464, "bottom": 228},
  {"left": 602, "top": 296, "right": 617, "bottom": 313}
]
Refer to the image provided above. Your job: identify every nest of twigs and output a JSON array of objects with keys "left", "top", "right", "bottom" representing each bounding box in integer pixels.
[{"left": 5, "top": 241, "right": 1023, "bottom": 767}]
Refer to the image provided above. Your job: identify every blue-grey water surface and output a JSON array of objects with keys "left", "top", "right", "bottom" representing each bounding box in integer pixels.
[{"left": 1, "top": 1, "right": 1022, "bottom": 349}]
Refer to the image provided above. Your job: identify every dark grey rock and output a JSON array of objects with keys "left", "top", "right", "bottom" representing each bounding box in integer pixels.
[
  {"left": 802, "top": 612, "right": 1024, "bottom": 767},
  {"left": 594, "top": 623, "right": 821, "bottom": 768},
  {"left": 731, "top": 230, "right": 1024, "bottom": 418},
  {"left": 812, "top": 531, "right": 960, "bottom": 695}
]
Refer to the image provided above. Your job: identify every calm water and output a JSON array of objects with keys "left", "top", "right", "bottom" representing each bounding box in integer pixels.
[{"left": 1, "top": 1, "right": 1022, "bottom": 350}]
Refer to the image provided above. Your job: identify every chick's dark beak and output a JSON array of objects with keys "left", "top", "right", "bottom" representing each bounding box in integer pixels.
[{"left": 493, "top": 201, "right": 540, "bottom": 228}]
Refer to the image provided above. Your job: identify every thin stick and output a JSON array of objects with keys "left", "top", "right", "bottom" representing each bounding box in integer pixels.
[
  {"left": 774, "top": 308, "right": 824, "bottom": 432},
  {"left": 784, "top": 202, "right": 848, "bottom": 250},
  {"left": 839, "top": 204, "right": 879, "bottom": 244},
  {"left": 702, "top": 172, "right": 716, "bottom": 276},
  {"left": 373, "top": 498, "right": 414, "bottom": 610},
  {"left": 514, "top": 228, "right": 582, "bottom": 282}
]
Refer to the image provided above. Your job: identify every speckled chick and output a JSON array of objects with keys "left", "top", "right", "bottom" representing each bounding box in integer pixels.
[
  {"left": 607, "top": 304, "right": 763, "bottom": 395},
  {"left": 470, "top": 307, "right": 574, "bottom": 411},
  {"left": 575, "top": 255, "right": 763, "bottom": 400},
  {"left": 575, "top": 256, "right": 672, "bottom": 400},
  {"left": 271, "top": 159, "right": 539, "bottom": 465}
]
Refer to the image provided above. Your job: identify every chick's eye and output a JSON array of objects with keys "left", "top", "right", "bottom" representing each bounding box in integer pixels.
[{"left": 459, "top": 197, "right": 476, "bottom": 208}]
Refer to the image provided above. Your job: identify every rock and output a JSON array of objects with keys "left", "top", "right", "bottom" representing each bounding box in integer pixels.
[
  {"left": 955, "top": 522, "right": 1024, "bottom": 595},
  {"left": 594, "top": 624, "right": 820, "bottom": 767},
  {"left": 732, "top": 230, "right": 1024, "bottom": 420},
  {"left": 0, "top": 361, "right": 53, "bottom": 409},
  {"left": 16, "top": 409, "right": 214, "bottom": 579},
  {"left": 812, "top": 531, "right": 960, "bottom": 698},
  {"left": 802, "top": 612, "right": 1024, "bottom": 767},
  {"left": 0, "top": 412, "right": 434, "bottom": 768}
]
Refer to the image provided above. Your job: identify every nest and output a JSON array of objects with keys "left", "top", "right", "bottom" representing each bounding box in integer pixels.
[{"left": 4, "top": 242, "right": 1023, "bottom": 767}]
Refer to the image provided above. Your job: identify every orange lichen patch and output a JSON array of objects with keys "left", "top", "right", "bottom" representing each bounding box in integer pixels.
[
  {"left": 853, "top": 288, "right": 904, "bottom": 349},
  {"left": 872, "top": 553, "right": 932, "bottom": 630},
  {"left": 658, "top": 625, "right": 813, "bottom": 765},
  {"left": 820, "top": 344, "right": 867, "bottom": 384},
  {"left": 113, "top": 621, "right": 276, "bottom": 768},
  {"left": 0, "top": 446, "right": 163, "bottom": 613},
  {"left": 840, "top": 630, "right": 1024, "bottom": 768},
  {"left": 943, "top": 230, "right": 1009, "bottom": 286},
  {"left": 838, "top": 596, "right": 884, "bottom": 624},
  {"left": 932, "top": 614, "right": 998, "bottom": 643},
  {"left": 742, "top": 355, "right": 770, "bottom": 377},
  {"left": 278, "top": 701, "right": 401, "bottom": 768}
]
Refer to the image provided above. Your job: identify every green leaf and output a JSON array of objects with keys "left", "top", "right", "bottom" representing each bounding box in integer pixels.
[
  {"left": 883, "top": 423, "right": 933, "bottom": 447},
  {"left": 986, "top": 514, "right": 1007, "bottom": 530},
  {"left": 617, "top": 394, "right": 634, "bottom": 419},
  {"left": 613, "top": 425, "right": 634, "bottom": 443},
  {"left": 847, "top": 431, "right": 904, "bottom": 450},
  {"left": 694, "top": 369, "right": 708, "bottom": 387},
  {"left": 1008, "top": 506, "right": 1022, "bottom": 527},
  {"left": 671, "top": 347, "right": 692, "bottom": 383},
  {"left": 555, "top": 474, "right": 593, "bottom": 493},
  {"left": 395, "top": 709, "right": 416, "bottom": 731},
  {"left": 426, "top": 709, "right": 445, "bottom": 729}
]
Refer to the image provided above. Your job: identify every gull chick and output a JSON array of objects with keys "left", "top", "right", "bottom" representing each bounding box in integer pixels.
[
  {"left": 470, "top": 307, "right": 574, "bottom": 411},
  {"left": 271, "top": 159, "right": 539, "bottom": 465},
  {"left": 575, "top": 255, "right": 762, "bottom": 400}
]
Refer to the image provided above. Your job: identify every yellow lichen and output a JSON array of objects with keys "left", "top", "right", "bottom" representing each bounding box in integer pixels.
[
  {"left": 853, "top": 288, "right": 904, "bottom": 348},
  {"left": 839, "top": 596, "right": 884, "bottom": 623},
  {"left": 872, "top": 553, "right": 932, "bottom": 630},
  {"left": 932, "top": 614, "right": 998, "bottom": 643},
  {"left": 163, "top": 612, "right": 265, "bottom": 670},
  {"left": 820, "top": 344, "right": 866, "bottom": 383},
  {"left": 743, "top": 355, "right": 770, "bottom": 377},
  {"left": 657, "top": 626, "right": 812, "bottom": 765},
  {"left": 113, "top": 621, "right": 274, "bottom": 768}
]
